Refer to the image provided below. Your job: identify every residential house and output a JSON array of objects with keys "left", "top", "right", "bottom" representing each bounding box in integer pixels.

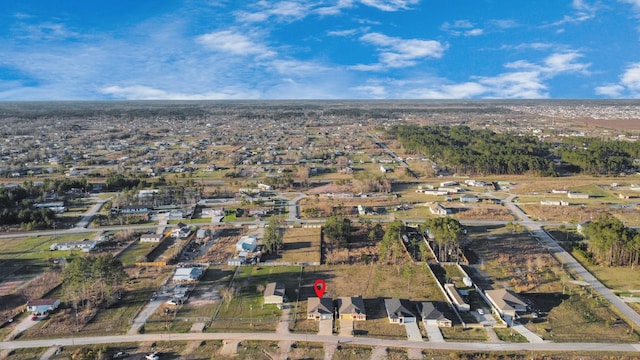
[
  {"left": 116, "top": 205, "right": 150, "bottom": 215},
  {"left": 417, "top": 301, "right": 452, "bottom": 327},
  {"left": 429, "top": 203, "right": 448, "bottom": 216},
  {"left": 236, "top": 235, "right": 257, "bottom": 252},
  {"left": 485, "top": 288, "right": 528, "bottom": 321},
  {"left": 140, "top": 233, "right": 163, "bottom": 243},
  {"left": 460, "top": 194, "right": 479, "bottom": 203},
  {"left": 307, "top": 297, "right": 334, "bottom": 320},
  {"left": 338, "top": 296, "right": 367, "bottom": 321},
  {"left": 384, "top": 298, "right": 416, "bottom": 324},
  {"left": 26, "top": 299, "right": 60, "bottom": 315},
  {"left": 263, "top": 282, "right": 286, "bottom": 305},
  {"left": 172, "top": 267, "right": 203, "bottom": 283},
  {"left": 171, "top": 222, "right": 192, "bottom": 239},
  {"left": 196, "top": 229, "right": 211, "bottom": 241},
  {"left": 444, "top": 284, "right": 470, "bottom": 312},
  {"left": 49, "top": 240, "right": 96, "bottom": 252}
]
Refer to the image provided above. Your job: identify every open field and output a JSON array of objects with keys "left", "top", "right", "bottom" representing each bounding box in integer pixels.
[
  {"left": 332, "top": 344, "right": 372, "bottom": 360},
  {"left": 302, "top": 264, "right": 445, "bottom": 301},
  {"left": 465, "top": 225, "right": 640, "bottom": 343},
  {"left": 209, "top": 266, "right": 299, "bottom": 333},
  {"left": 280, "top": 227, "right": 321, "bottom": 264}
]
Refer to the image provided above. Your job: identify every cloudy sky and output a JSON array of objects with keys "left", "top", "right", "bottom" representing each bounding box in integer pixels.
[{"left": 1, "top": 0, "right": 640, "bottom": 100}]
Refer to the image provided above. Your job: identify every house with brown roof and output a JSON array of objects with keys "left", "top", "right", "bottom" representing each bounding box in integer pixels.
[
  {"left": 26, "top": 299, "right": 60, "bottom": 315},
  {"left": 307, "top": 297, "right": 334, "bottom": 320},
  {"left": 338, "top": 296, "right": 366, "bottom": 321},
  {"left": 485, "top": 288, "right": 528, "bottom": 321},
  {"left": 264, "top": 282, "right": 286, "bottom": 305}
]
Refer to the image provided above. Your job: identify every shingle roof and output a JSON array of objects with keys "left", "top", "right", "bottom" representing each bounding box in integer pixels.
[
  {"left": 338, "top": 296, "right": 365, "bottom": 316},
  {"left": 384, "top": 298, "right": 415, "bottom": 319}
]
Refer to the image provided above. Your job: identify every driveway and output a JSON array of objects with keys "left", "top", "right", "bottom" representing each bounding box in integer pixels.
[
  {"left": 339, "top": 319, "right": 353, "bottom": 337},
  {"left": 318, "top": 319, "right": 333, "bottom": 336},
  {"left": 404, "top": 322, "right": 422, "bottom": 341},
  {"left": 511, "top": 322, "right": 545, "bottom": 343},
  {"left": 424, "top": 324, "right": 444, "bottom": 342}
]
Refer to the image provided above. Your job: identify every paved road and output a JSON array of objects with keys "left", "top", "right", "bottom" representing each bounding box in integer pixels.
[
  {"left": 74, "top": 196, "right": 109, "bottom": 229},
  {"left": 502, "top": 195, "right": 640, "bottom": 330},
  {"left": 1, "top": 332, "right": 639, "bottom": 353},
  {"left": 285, "top": 192, "right": 306, "bottom": 221}
]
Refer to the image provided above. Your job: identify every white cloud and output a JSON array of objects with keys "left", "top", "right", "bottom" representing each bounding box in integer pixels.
[
  {"left": 351, "top": 84, "right": 388, "bottom": 98},
  {"left": 358, "top": 0, "right": 420, "bottom": 11},
  {"left": 327, "top": 29, "right": 360, "bottom": 37},
  {"left": 100, "top": 85, "right": 258, "bottom": 100},
  {"left": 354, "top": 32, "right": 446, "bottom": 70},
  {"left": 505, "top": 51, "right": 590, "bottom": 75},
  {"left": 441, "top": 20, "right": 484, "bottom": 37},
  {"left": 621, "top": 62, "right": 640, "bottom": 90},
  {"left": 235, "top": 1, "right": 311, "bottom": 23},
  {"left": 551, "top": 0, "right": 598, "bottom": 26},
  {"left": 595, "top": 84, "right": 624, "bottom": 97},
  {"left": 595, "top": 63, "right": 640, "bottom": 97},
  {"left": 465, "top": 29, "right": 484, "bottom": 36},
  {"left": 196, "top": 30, "right": 275, "bottom": 57},
  {"left": 620, "top": 0, "right": 640, "bottom": 12},
  {"left": 488, "top": 19, "right": 519, "bottom": 29},
  {"left": 316, "top": 0, "right": 354, "bottom": 15}
]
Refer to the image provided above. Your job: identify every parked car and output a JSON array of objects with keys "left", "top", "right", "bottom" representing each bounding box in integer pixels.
[
  {"left": 477, "top": 309, "right": 484, "bottom": 315},
  {"left": 145, "top": 352, "right": 159, "bottom": 360},
  {"left": 112, "top": 351, "right": 128, "bottom": 358}
]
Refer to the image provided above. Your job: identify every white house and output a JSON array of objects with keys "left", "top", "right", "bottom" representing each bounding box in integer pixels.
[
  {"left": 49, "top": 241, "right": 96, "bottom": 252},
  {"left": 172, "top": 267, "right": 203, "bottom": 283},
  {"left": 140, "top": 233, "right": 163, "bottom": 243},
  {"left": 236, "top": 235, "right": 257, "bottom": 252},
  {"left": 264, "top": 282, "right": 286, "bottom": 305},
  {"left": 445, "top": 284, "right": 470, "bottom": 312},
  {"left": 27, "top": 299, "right": 60, "bottom": 315},
  {"left": 429, "top": 203, "right": 448, "bottom": 216}
]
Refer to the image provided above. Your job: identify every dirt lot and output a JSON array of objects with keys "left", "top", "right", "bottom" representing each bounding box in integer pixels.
[{"left": 200, "top": 227, "right": 244, "bottom": 264}]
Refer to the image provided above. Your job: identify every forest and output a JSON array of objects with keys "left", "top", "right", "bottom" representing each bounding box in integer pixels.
[
  {"left": 581, "top": 214, "right": 640, "bottom": 268},
  {"left": 388, "top": 125, "right": 640, "bottom": 176},
  {"left": 388, "top": 125, "right": 554, "bottom": 176}
]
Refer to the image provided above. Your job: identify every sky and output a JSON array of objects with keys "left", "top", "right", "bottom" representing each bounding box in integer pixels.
[{"left": 1, "top": 0, "right": 640, "bottom": 100}]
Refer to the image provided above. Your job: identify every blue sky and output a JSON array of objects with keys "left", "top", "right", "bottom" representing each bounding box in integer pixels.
[{"left": 1, "top": 0, "right": 640, "bottom": 100}]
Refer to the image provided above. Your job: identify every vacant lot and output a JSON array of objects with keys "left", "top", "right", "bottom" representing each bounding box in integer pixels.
[
  {"left": 210, "top": 266, "right": 300, "bottom": 333},
  {"left": 280, "top": 227, "right": 321, "bottom": 264},
  {"left": 466, "top": 225, "right": 639, "bottom": 343},
  {"left": 302, "top": 264, "right": 444, "bottom": 301}
]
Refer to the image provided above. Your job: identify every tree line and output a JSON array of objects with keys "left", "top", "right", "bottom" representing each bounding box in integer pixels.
[
  {"left": 388, "top": 124, "right": 640, "bottom": 176},
  {"left": 581, "top": 214, "right": 640, "bottom": 268},
  {"left": 388, "top": 125, "right": 554, "bottom": 176}
]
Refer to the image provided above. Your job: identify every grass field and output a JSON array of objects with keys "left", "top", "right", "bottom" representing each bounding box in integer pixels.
[
  {"left": 493, "top": 327, "right": 528, "bottom": 342},
  {"left": 302, "top": 264, "right": 445, "bottom": 301},
  {"left": 332, "top": 344, "right": 372, "bottom": 360},
  {"left": 440, "top": 326, "right": 487, "bottom": 342},
  {"left": 117, "top": 241, "right": 158, "bottom": 265},
  {"left": 209, "top": 266, "right": 300, "bottom": 333},
  {"left": 280, "top": 227, "right": 321, "bottom": 264}
]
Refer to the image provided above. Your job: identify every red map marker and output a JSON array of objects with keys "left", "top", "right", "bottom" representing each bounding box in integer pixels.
[{"left": 313, "top": 279, "right": 326, "bottom": 298}]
